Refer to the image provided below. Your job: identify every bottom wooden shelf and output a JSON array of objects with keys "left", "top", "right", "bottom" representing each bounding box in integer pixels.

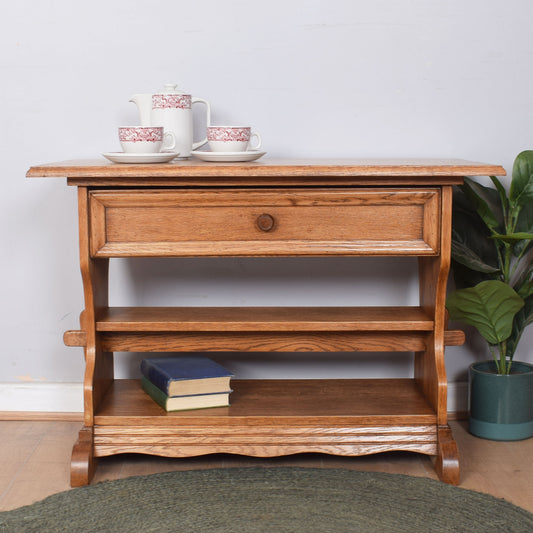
[
  {"left": 70, "top": 379, "right": 459, "bottom": 487},
  {"left": 89, "top": 379, "right": 439, "bottom": 459},
  {"left": 95, "top": 378, "right": 437, "bottom": 424}
]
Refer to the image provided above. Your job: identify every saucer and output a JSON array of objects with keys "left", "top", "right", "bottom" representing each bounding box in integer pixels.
[
  {"left": 102, "top": 152, "right": 180, "bottom": 164},
  {"left": 191, "top": 150, "right": 266, "bottom": 163}
]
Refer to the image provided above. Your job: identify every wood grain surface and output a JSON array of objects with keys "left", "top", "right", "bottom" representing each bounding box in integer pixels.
[
  {"left": 89, "top": 188, "right": 440, "bottom": 257},
  {"left": 25, "top": 158, "right": 489, "bottom": 486},
  {"left": 26, "top": 158, "right": 506, "bottom": 187}
]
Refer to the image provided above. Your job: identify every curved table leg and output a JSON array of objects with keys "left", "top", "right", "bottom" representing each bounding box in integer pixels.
[
  {"left": 435, "top": 425, "right": 460, "bottom": 485},
  {"left": 71, "top": 426, "right": 97, "bottom": 487}
]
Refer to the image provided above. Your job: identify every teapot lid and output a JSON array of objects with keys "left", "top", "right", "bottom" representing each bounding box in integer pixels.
[{"left": 161, "top": 83, "right": 184, "bottom": 95}]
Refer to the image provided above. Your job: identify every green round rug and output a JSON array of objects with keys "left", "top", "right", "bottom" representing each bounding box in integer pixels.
[{"left": 1, "top": 468, "right": 532, "bottom": 532}]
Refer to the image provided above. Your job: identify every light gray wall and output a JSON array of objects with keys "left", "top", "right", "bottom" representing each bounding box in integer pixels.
[{"left": 2, "top": 1, "right": 533, "bottom": 392}]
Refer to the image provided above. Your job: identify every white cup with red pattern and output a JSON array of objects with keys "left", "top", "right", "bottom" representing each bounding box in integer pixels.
[
  {"left": 119, "top": 126, "right": 176, "bottom": 153},
  {"left": 207, "top": 126, "right": 262, "bottom": 153}
]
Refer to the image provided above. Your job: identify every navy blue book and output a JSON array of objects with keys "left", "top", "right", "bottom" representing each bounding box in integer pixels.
[
  {"left": 141, "top": 377, "right": 231, "bottom": 412},
  {"left": 140, "top": 356, "right": 233, "bottom": 397}
]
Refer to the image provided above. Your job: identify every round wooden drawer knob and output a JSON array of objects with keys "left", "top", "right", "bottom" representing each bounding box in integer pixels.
[{"left": 256, "top": 213, "right": 275, "bottom": 232}]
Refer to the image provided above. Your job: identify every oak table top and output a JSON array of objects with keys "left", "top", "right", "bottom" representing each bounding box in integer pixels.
[{"left": 26, "top": 158, "right": 506, "bottom": 187}]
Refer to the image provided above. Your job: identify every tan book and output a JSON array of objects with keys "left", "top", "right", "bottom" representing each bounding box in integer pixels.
[{"left": 141, "top": 377, "right": 231, "bottom": 412}]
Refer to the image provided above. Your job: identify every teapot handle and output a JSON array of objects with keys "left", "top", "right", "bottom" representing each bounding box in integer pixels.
[{"left": 191, "top": 97, "right": 211, "bottom": 150}]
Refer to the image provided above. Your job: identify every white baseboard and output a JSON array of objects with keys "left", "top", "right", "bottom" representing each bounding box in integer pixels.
[
  {"left": 0, "top": 381, "right": 469, "bottom": 415},
  {"left": 0, "top": 382, "right": 84, "bottom": 413},
  {"left": 447, "top": 381, "right": 468, "bottom": 414}
]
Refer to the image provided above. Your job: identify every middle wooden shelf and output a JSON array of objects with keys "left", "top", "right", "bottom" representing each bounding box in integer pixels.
[
  {"left": 64, "top": 307, "right": 464, "bottom": 353},
  {"left": 95, "top": 306, "right": 435, "bottom": 332},
  {"left": 60, "top": 306, "right": 464, "bottom": 353}
]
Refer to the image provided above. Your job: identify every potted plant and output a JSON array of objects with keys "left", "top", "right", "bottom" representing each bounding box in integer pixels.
[{"left": 446, "top": 150, "right": 533, "bottom": 440}]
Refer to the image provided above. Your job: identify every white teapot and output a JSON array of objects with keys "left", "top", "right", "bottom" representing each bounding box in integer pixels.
[{"left": 129, "top": 84, "right": 211, "bottom": 158}]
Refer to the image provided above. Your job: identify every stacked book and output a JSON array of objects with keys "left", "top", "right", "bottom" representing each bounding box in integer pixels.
[{"left": 140, "top": 356, "right": 234, "bottom": 412}]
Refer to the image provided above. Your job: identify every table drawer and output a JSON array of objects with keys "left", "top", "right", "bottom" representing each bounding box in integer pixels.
[{"left": 89, "top": 188, "right": 440, "bottom": 257}]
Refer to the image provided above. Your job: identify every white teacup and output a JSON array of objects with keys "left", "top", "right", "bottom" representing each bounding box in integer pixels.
[
  {"left": 207, "top": 126, "right": 261, "bottom": 152},
  {"left": 119, "top": 126, "right": 176, "bottom": 154}
]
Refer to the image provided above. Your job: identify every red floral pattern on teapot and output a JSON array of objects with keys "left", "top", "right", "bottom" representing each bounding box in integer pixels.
[{"left": 152, "top": 94, "right": 191, "bottom": 109}]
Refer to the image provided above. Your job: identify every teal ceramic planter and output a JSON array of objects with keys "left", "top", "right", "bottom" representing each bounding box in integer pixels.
[{"left": 469, "top": 361, "right": 533, "bottom": 441}]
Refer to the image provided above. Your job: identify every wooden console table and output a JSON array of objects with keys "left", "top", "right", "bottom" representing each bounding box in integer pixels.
[{"left": 27, "top": 158, "right": 505, "bottom": 487}]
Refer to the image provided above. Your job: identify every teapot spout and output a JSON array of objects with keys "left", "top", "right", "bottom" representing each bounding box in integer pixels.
[{"left": 129, "top": 93, "right": 152, "bottom": 126}]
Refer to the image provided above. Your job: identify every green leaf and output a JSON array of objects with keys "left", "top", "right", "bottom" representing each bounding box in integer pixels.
[
  {"left": 514, "top": 264, "right": 533, "bottom": 296},
  {"left": 514, "top": 198, "right": 533, "bottom": 256},
  {"left": 522, "top": 295, "right": 533, "bottom": 327},
  {"left": 451, "top": 187, "right": 501, "bottom": 274},
  {"left": 510, "top": 150, "right": 533, "bottom": 207},
  {"left": 450, "top": 259, "right": 498, "bottom": 289},
  {"left": 506, "top": 294, "right": 533, "bottom": 360},
  {"left": 446, "top": 280, "right": 524, "bottom": 344},
  {"left": 489, "top": 175, "right": 509, "bottom": 215},
  {"left": 462, "top": 178, "right": 505, "bottom": 233},
  {"left": 490, "top": 231, "right": 533, "bottom": 243},
  {"left": 451, "top": 239, "right": 501, "bottom": 274},
  {"left": 515, "top": 194, "right": 533, "bottom": 233},
  {"left": 517, "top": 279, "right": 533, "bottom": 299}
]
